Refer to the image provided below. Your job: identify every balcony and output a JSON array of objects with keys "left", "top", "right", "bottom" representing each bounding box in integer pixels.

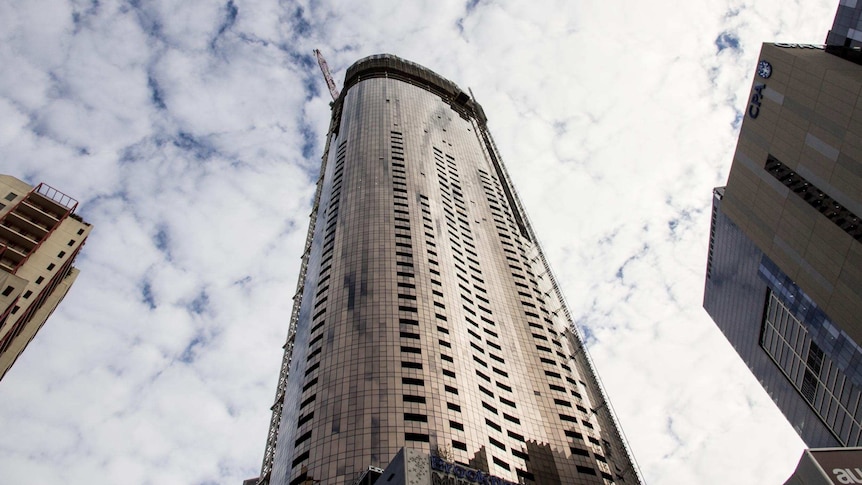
[
  {"left": 4, "top": 211, "right": 50, "bottom": 240},
  {"left": 16, "top": 199, "right": 60, "bottom": 230},
  {"left": 0, "top": 222, "right": 38, "bottom": 252},
  {"left": 0, "top": 237, "right": 29, "bottom": 271}
]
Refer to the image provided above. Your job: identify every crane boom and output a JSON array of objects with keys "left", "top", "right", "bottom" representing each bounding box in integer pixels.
[{"left": 314, "top": 49, "right": 340, "bottom": 101}]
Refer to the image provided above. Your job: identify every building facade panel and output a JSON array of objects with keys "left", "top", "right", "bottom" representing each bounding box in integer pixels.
[
  {"left": 722, "top": 44, "right": 862, "bottom": 336},
  {"left": 826, "top": 0, "right": 862, "bottom": 48},
  {"left": 705, "top": 189, "right": 843, "bottom": 447}
]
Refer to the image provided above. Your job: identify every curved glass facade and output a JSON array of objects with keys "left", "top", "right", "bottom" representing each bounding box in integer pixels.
[{"left": 262, "top": 55, "right": 640, "bottom": 485}]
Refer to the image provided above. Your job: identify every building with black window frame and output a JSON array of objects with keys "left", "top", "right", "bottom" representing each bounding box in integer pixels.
[
  {"left": 247, "top": 54, "right": 643, "bottom": 485},
  {"left": 704, "top": 40, "right": 862, "bottom": 448}
]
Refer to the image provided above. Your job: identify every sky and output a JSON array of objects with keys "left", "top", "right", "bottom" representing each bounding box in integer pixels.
[{"left": 0, "top": 0, "right": 843, "bottom": 484}]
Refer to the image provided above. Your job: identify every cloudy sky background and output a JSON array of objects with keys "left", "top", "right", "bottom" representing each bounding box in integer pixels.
[{"left": 0, "top": 0, "right": 842, "bottom": 483}]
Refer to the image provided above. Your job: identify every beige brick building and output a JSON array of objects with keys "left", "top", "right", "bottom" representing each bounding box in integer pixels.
[{"left": 0, "top": 175, "right": 91, "bottom": 380}]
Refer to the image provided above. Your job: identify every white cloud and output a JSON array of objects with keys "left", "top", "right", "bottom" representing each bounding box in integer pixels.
[{"left": 0, "top": 0, "right": 841, "bottom": 483}]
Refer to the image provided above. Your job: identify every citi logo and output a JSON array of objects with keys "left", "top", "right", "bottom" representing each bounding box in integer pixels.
[{"left": 833, "top": 467, "right": 862, "bottom": 484}]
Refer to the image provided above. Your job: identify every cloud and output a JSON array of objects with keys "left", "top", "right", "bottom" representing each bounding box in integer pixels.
[{"left": 0, "top": 0, "right": 840, "bottom": 483}]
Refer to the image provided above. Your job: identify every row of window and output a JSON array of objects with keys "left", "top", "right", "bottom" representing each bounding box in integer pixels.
[
  {"left": 479, "top": 167, "right": 615, "bottom": 472},
  {"left": 761, "top": 289, "right": 862, "bottom": 445},
  {"left": 290, "top": 133, "right": 613, "bottom": 481},
  {"left": 289, "top": 141, "right": 350, "bottom": 471},
  {"left": 431, "top": 147, "right": 536, "bottom": 475},
  {"left": 0, "top": 254, "right": 73, "bottom": 355},
  {"left": 765, "top": 154, "right": 861, "bottom": 241},
  {"left": 433, "top": 147, "right": 610, "bottom": 480}
]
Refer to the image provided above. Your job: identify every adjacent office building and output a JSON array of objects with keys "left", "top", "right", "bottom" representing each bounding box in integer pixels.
[
  {"left": 826, "top": 0, "right": 862, "bottom": 48},
  {"left": 704, "top": 42, "right": 862, "bottom": 447},
  {"left": 0, "top": 175, "right": 91, "bottom": 380},
  {"left": 252, "top": 55, "right": 641, "bottom": 485}
]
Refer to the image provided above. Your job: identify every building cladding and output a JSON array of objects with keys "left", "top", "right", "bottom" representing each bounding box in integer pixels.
[
  {"left": 256, "top": 55, "right": 641, "bottom": 485},
  {"left": 827, "top": 0, "right": 862, "bottom": 48},
  {"left": 704, "top": 43, "right": 862, "bottom": 447},
  {"left": 0, "top": 175, "right": 91, "bottom": 380}
]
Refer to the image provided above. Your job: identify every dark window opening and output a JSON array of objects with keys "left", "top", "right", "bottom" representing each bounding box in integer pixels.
[
  {"left": 292, "top": 451, "right": 310, "bottom": 468},
  {"left": 765, "top": 154, "right": 862, "bottom": 240}
]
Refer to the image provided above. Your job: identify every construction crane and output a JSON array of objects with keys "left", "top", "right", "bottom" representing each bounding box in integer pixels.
[{"left": 314, "top": 49, "right": 340, "bottom": 101}]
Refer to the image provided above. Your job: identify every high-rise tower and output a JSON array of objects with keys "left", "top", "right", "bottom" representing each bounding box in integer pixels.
[
  {"left": 255, "top": 54, "right": 641, "bottom": 485},
  {"left": 704, "top": 41, "right": 862, "bottom": 448},
  {"left": 0, "top": 175, "right": 91, "bottom": 380}
]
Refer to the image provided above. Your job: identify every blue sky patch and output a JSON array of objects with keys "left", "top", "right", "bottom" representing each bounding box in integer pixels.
[
  {"left": 715, "top": 31, "right": 741, "bottom": 53},
  {"left": 173, "top": 132, "right": 216, "bottom": 160},
  {"left": 141, "top": 281, "right": 157, "bottom": 310},
  {"left": 148, "top": 75, "right": 167, "bottom": 110}
]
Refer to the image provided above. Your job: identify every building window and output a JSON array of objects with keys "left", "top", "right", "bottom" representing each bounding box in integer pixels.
[
  {"left": 294, "top": 430, "right": 312, "bottom": 446},
  {"left": 765, "top": 154, "right": 861, "bottom": 241},
  {"left": 4, "top": 192, "right": 16, "bottom": 201},
  {"left": 297, "top": 412, "right": 313, "bottom": 427},
  {"left": 47, "top": 263, "right": 55, "bottom": 271},
  {"left": 570, "top": 447, "right": 589, "bottom": 457},
  {"left": 2, "top": 286, "right": 13, "bottom": 296},
  {"left": 291, "top": 451, "right": 309, "bottom": 468},
  {"left": 35, "top": 276, "right": 44, "bottom": 284},
  {"left": 22, "top": 290, "right": 32, "bottom": 299},
  {"left": 760, "top": 289, "right": 862, "bottom": 445},
  {"left": 57, "top": 251, "right": 66, "bottom": 258},
  {"left": 503, "top": 413, "right": 520, "bottom": 425}
]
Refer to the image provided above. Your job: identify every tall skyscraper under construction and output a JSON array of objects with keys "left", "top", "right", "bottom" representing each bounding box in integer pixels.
[
  {"left": 253, "top": 54, "right": 641, "bottom": 485},
  {"left": 0, "top": 175, "right": 91, "bottom": 380}
]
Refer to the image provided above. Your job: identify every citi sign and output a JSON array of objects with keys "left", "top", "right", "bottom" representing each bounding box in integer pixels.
[{"left": 430, "top": 456, "right": 518, "bottom": 485}]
